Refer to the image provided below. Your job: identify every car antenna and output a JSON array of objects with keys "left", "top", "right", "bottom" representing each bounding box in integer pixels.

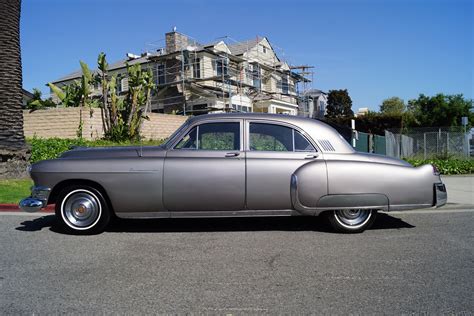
[{"left": 139, "top": 137, "right": 143, "bottom": 157}]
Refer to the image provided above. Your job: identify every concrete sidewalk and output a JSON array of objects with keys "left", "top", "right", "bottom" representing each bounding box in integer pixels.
[{"left": 442, "top": 175, "right": 474, "bottom": 206}]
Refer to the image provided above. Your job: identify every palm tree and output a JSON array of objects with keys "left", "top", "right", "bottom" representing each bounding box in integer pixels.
[{"left": 0, "top": 0, "right": 28, "bottom": 177}]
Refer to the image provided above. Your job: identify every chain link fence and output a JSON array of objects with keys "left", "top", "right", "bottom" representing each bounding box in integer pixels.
[{"left": 385, "top": 127, "right": 470, "bottom": 159}]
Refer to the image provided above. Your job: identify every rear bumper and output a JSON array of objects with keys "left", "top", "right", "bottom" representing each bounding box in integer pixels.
[
  {"left": 434, "top": 183, "right": 447, "bottom": 207},
  {"left": 19, "top": 186, "right": 51, "bottom": 213}
]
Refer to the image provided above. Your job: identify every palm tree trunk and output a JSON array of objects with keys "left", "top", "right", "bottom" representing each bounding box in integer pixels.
[
  {"left": 0, "top": 0, "right": 25, "bottom": 149},
  {"left": 0, "top": 0, "right": 29, "bottom": 178}
]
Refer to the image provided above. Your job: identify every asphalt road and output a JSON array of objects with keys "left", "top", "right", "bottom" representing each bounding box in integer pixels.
[{"left": 1, "top": 209, "right": 473, "bottom": 314}]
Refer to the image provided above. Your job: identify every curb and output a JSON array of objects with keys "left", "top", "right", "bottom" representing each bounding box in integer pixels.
[{"left": 0, "top": 204, "right": 55, "bottom": 213}]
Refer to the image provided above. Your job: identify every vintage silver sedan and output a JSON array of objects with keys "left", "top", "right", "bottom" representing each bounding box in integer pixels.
[{"left": 20, "top": 113, "right": 447, "bottom": 234}]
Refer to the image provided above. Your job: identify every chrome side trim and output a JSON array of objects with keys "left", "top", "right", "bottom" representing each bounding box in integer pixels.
[
  {"left": 117, "top": 210, "right": 297, "bottom": 219},
  {"left": 116, "top": 212, "right": 170, "bottom": 219},
  {"left": 170, "top": 210, "right": 295, "bottom": 218},
  {"left": 290, "top": 174, "right": 319, "bottom": 216}
]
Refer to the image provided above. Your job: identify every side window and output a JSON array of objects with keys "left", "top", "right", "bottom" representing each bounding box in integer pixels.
[
  {"left": 249, "top": 123, "right": 316, "bottom": 152},
  {"left": 249, "top": 123, "right": 293, "bottom": 151},
  {"left": 294, "top": 130, "right": 316, "bottom": 152},
  {"left": 175, "top": 127, "right": 197, "bottom": 149},
  {"left": 175, "top": 122, "right": 240, "bottom": 151}
]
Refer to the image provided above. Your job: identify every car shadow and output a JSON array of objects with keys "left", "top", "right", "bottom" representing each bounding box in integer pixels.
[
  {"left": 15, "top": 215, "right": 56, "bottom": 232},
  {"left": 15, "top": 212, "right": 414, "bottom": 234}
]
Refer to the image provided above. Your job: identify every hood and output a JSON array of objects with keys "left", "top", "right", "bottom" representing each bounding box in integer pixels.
[{"left": 60, "top": 145, "right": 164, "bottom": 159}]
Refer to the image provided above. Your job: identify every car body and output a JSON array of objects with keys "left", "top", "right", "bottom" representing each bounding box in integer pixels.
[{"left": 20, "top": 113, "right": 447, "bottom": 233}]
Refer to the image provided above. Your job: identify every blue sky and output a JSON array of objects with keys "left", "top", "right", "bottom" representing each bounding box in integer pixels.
[{"left": 21, "top": 0, "right": 472, "bottom": 111}]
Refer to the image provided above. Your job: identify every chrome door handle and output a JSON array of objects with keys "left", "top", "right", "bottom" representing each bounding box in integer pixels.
[
  {"left": 225, "top": 152, "right": 240, "bottom": 157},
  {"left": 305, "top": 154, "right": 319, "bottom": 159}
]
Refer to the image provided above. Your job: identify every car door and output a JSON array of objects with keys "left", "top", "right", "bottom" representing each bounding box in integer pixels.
[
  {"left": 245, "top": 120, "right": 323, "bottom": 210},
  {"left": 163, "top": 119, "right": 245, "bottom": 211}
]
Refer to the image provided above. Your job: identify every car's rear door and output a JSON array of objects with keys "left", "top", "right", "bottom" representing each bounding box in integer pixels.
[
  {"left": 245, "top": 120, "right": 323, "bottom": 210},
  {"left": 163, "top": 119, "right": 245, "bottom": 211}
]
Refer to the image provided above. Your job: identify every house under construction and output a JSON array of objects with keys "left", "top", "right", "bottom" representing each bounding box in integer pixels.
[{"left": 50, "top": 29, "right": 313, "bottom": 116}]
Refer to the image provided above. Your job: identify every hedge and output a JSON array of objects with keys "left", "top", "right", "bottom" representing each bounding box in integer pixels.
[
  {"left": 25, "top": 137, "right": 473, "bottom": 175},
  {"left": 27, "top": 137, "right": 165, "bottom": 164},
  {"left": 405, "top": 158, "right": 474, "bottom": 175}
]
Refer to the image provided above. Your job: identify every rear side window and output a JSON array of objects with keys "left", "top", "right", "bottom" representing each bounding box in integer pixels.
[
  {"left": 249, "top": 123, "right": 316, "bottom": 152},
  {"left": 294, "top": 130, "right": 316, "bottom": 152},
  {"left": 175, "top": 122, "right": 240, "bottom": 151},
  {"left": 250, "top": 123, "right": 293, "bottom": 151}
]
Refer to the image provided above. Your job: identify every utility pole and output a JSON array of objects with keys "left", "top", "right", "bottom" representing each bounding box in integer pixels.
[{"left": 181, "top": 49, "right": 186, "bottom": 115}]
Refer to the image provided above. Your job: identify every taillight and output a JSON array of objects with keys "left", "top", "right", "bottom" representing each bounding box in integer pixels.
[{"left": 432, "top": 164, "right": 440, "bottom": 175}]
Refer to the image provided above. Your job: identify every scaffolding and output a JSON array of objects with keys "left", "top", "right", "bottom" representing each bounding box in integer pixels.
[
  {"left": 140, "top": 32, "right": 312, "bottom": 115},
  {"left": 290, "top": 65, "right": 314, "bottom": 117}
]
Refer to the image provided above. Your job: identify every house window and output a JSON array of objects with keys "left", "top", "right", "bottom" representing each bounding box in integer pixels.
[
  {"left": 242, "top": 106, "right": 251, "bottom": 112},
  {"left": 121, "top": 77, "right": 129, "bottom": 92},
  {"left": 157, "top": 64, "right": 165, "bottom": 85},
  {"left": 260, "top": 44, "right": 267, "bottom": 54},
  {"left": 232, "top": 104, "right": 252, "bottom": 113},
  {"left": 116, "top": 74, "right": 122, "bottom": 93},
  {"left": 193, "top": 58, "right": 201, "bottom": 78},
  {"left": 252, "top": 63, "right": 261, "bottom": 90},
  {"left": 216, "top": 58, "right": 228, "bottom": 76},
  {"left": 281, "top": 76, "right": 289, "bottom": 94}
]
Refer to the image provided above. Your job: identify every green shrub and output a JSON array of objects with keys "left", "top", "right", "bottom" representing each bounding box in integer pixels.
[
  {"left": 27, "top": 137, "right": 165, "bottom": 163},
  {"left": 405, "top": 158, "right": 474, "bottom": 175}
]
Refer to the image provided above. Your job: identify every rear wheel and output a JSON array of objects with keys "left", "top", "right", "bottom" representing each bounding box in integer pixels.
[
  {"left": 55, "top": 185, "right": 110, "bottom": 235},
  {"left": 327, "top": 209, "right": 376, "bottom": 233}
]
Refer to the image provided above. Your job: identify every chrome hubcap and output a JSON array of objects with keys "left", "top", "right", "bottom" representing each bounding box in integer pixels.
[
  {"left": 335, "top": 209, "right": 371, "bottom": 226},
  {"left": 63, "top": 191, "right": 100, "bottom": 228}
]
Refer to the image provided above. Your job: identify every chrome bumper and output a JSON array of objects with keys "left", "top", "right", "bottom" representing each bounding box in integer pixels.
[
  {"left": 19, "top": 186, "right": 51, "bottom": 213},
  {"left": 434, "top": 183, "right": 447, "bottom": 207}
]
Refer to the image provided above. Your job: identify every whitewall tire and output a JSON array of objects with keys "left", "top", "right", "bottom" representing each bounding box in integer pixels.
[
  {"left": 327, "top": 209, "right": 377, "bottom": 233},
  {"left": 55, "top": 185, "right": 110, "bottom": 234}
]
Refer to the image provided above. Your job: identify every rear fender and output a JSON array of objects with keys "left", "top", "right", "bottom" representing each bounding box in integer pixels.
[{"left": 325, "top": 160, "right": 437, "bottom": 209}]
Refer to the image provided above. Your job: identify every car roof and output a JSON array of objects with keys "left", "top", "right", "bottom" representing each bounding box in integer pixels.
[
  {"left": 188, "top": 113, "right": 325, "bottom": 126},
  {"left": 182, "top": 113, "right": 355, "bottom": 154}
]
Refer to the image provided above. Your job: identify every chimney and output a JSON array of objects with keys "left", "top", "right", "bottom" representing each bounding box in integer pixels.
[{"left": 165, "top": 29, "right": 189, "bottom": 53}]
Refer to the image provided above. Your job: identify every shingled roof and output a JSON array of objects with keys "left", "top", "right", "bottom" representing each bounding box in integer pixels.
[
  {"left": 227, "top": 38, "right": 261, "bottom": 55},
  {"left": 51, "top": 53, "right": 156, "bottom": 84}
]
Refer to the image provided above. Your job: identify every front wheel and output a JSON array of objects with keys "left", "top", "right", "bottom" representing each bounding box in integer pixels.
[
  {"left": 326, "top": 209, "right": 377, "bottom": 233},
  {"left": 55, "top": 185, "right": 111, "bottom": 235}
]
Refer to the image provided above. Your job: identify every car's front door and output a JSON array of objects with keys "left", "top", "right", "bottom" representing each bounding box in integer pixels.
[
  {"left": 245, "top": 120, "right": 322, "bottom": 210},
  {"left": 163, "top": 120, "right": 245, "bottom": 211}
]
